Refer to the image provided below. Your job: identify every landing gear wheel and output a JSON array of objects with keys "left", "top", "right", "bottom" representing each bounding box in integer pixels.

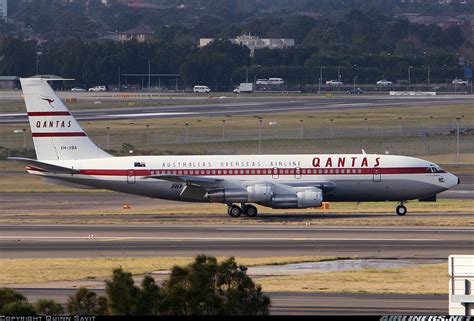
[
  {"left": 242, "top": 204, "right": 258, "bottom": 217},
  {"left": 396, "top": 205, "right": 407, "bottom": 216},
  {"left": 227, "top": 205, "right": 242, "bottom": 217}
]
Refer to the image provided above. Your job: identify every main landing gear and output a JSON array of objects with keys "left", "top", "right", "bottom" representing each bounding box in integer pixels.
[
  {"left": 227, "top": 203, "right": 258, "bottom": 218},
  {"left": 396, "top": 202, "right": 407, "bottom": 216}
]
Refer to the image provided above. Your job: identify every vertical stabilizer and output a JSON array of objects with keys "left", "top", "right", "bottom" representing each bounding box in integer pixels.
[{"left": 21, "top": 78, "right": 111, "bottom": 160}]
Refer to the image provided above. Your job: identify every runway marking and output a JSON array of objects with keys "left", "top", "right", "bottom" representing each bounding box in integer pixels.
[
  {"left": 0, "top": 236, "right": 442, "bottom": 241},
  {"left": 107, "top": 112, "right": 197, "bottom": 117},
  {"left": 216, "top": 227, "right": 474, "bottom": 232}
]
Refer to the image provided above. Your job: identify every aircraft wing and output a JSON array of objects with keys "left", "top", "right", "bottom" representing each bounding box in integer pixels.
[
  {"left": 143, "top": 174, "right": 224, "bottom": 200},
  {"left": 8, "top": 157, "right": 81, "bottom": 174}
]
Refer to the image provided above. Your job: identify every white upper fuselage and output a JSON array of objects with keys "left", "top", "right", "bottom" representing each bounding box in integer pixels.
[{"left": 30, "top": 153, "right": 458, "bottom": 203}]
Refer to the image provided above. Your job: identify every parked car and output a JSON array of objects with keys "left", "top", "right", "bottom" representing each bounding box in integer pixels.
[
  {"left": 396, "top": 79, "right": 409, "bottom": 85},
  {"left": 452, "top": 78, "right": 468, "bottom": 86},
  {"left": 449, "top": 127, "right": 474, "bottom": 136},
  {"left": 347, "top": 87, "right": 364, "bottom": 95},
  {"left": 267, "top": 77, "right": 284, "bottom": 85},
  {"left": 71, "top": 87, "right": 86, "bottom": 92},
  {"left": 256, "top": 79, "right": 269, "bottom": 85},
  {"left": 326, "top": 80, "right": 343, "bottom": 85},
  {"left": 193, "top": 85, "right": 211, "bottom": 93},
  {"left": 376, "top": 79, "right": 393, "bottom": 86},
  {"left": 88, "top": 85, "right": 107, "bottom": 92}
]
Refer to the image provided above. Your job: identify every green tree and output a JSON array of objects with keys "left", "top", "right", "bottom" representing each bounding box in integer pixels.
[
  {"left": 0, "top": 288, "right": 36, "bottom": 316},
  {"left": 217, "top": 257, "right": 270, "bottom": 315},
  {"left": 0, "top": 288, "right": 28, "bottom": 312},
  {"left": 105, "top": 267, "right": 139, "bottom": 315},
  {"left": 2, "top": 302, "right": 37, "bottom": 316},
  {"left": 67, "top": 287, "right": 108, "bottom": 315},
  {"left": 160, "top": 255, "right": 270, "bottom": 315},
  {"left": 35, "top": 299, "right": 64, "bottom": 315},
  {"left": 135, "top": 276, "right": 162, "bottom": 315}
]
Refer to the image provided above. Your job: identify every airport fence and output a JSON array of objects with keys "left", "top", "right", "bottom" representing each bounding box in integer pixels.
[{"left": 1, "top": 121, "right": 473, "bottom": 162}]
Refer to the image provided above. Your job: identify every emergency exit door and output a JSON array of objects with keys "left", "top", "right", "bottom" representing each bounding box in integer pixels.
[{"left": 127, "top": 170, "right": 136, "bottom": 184}]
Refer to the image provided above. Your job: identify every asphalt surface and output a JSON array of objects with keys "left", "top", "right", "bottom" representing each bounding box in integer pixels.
[
  {"left": 1, "top": 223, "right": 472, "bottom": 259},
  {"left": 1, "top": 95, "right": 473, "bottom": 124},
  {"left": 12, "top": 288, "right": 448, "bottom": 315}
]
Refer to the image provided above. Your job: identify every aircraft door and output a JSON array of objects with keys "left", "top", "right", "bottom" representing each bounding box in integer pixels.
[
  {"left": 294, "top": 167, "right": 302, "bottom": 179},
  {"left": 127, "top": 170, "right": 136, "bottom": 184},
  {"left": 373, "top": 168, "right": 381, "bottom": 182},
  {"left": 272, "top": 168, "right": 279, "bottom": 179}
]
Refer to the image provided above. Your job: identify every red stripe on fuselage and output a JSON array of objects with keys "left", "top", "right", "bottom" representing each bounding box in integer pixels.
[
  {"left": 32, "top": 132, "right": 86, "bottom": 137},
  {"left": 77, "top": 167, "right": 432, "bottom": 176},
  {"left": 28, "top": 112, "right": 71, "bottom": 116}
]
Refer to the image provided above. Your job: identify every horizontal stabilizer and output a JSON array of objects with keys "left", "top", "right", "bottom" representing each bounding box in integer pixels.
[{"left": 8, "top": 157, "right": 81, "bottom": 174}]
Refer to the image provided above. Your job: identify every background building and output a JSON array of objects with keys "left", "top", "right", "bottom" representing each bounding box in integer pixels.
[
  {"left": 119, "top": 26, "right": 154, "bottom": 43},
  {"left": 200, "top": 34, "right": 295, "bottom": 57},
  {"left": 0, "top": 0, "right": 7, "bottom": 21}
]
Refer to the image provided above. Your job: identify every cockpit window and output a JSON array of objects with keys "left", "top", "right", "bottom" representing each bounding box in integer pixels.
[{"left": 429, "top": 165, "right": 445, "bottom": 173}]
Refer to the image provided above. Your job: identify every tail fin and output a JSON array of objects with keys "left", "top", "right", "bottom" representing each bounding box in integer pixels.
[{"left": 20, "top": 78, "right": 111, "bottom": 160}]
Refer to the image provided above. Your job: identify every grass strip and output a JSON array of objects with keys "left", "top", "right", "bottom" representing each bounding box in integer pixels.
[
  {"left": 257, "top": 263, "right": 447, "bottom": 295},
  {"left": 0, "top": 256, "right": 342, "bottom": 285}
]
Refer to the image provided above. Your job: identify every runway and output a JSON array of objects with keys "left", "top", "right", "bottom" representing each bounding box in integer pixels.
[
  {"left": 1, "top": 95, "right": 472, "bottom": 124},
  {"left": 12, "top": 288, "right": 448, "bottom": 315},
  {"left": 1, "top": 223, "right": 472, "bottom": 259}
]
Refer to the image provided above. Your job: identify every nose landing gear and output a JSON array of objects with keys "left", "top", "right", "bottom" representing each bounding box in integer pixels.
[{"left": 227, "top": 204, "right": 258, "bottom": 217}]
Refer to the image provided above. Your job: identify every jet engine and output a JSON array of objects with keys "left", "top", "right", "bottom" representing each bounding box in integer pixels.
[
  {"left": 262, "top": 187, "right": 323, "bottom": 209},
  {"left": 207, "top": 184, "right": 273, "bottom": 203}
]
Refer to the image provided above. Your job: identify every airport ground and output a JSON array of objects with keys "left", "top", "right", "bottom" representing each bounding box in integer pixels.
[{"left": 0, "top": 92, "right": 473, "bottom": 315}]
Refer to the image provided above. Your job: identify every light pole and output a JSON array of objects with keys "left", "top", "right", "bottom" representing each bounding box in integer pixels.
[
  {"left": 330, "top": 118, "right": 334, "bottom": 139},
  {"left": 398, "top": 117, "right": 403, "bottom": 136},
  {"left": 424, "top": 51, "right": 430, "bottom": 84},
  {"left": 118, "top": 66, "right": 121, "bottom": 91},
  {"left": 319, "top": 66, "right": 324, "bottom": 93},
  {"left": 185, "top": 123, "right": 189, "bottom": 143},
  {"left": 456, "top": 117, "right": 461, "bottom": 164},
  {"left": 222, "top": 120, "right": 226, "bottom": 141},
  {"left": 299, "top": 119, "right": 304, "bottom": 140},
  {"left": 146, "top": 124, "right": 150, "bottom": 154},
  {"left": 106, "top": 126, "right": 110, "bottom": 149},
  {"left": 364, "top": 118, "right": 368, "bottom": 137},
  {"left": 147, "top": 58, "right": 151, "bottom": 91},
  {"left": 258, "top": 116, "right": 262, "bottom": 154},
  {"left": 36, "top": 51, "right": 42, "bottom": 75},
  {"left": 408, "top": 66, "right": 413, "bottom": 84},
  {"left": 353, "top": 64, "right": 357, "bottom": 92}
]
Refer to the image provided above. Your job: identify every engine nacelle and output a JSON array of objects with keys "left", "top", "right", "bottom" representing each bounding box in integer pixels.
[
  {"left": 207, "top": 184, "right": 273, "bottom": 204},
  {"left": 262, "top": 188, "right": 323, "bottom": 209},
  {"left": 296, "top": 189, "right": 323, "bottom": 208},
  {"left": 207, "top": 188, "right": 247, "bottom": 203},
  {"left": 247, "top": 184, "right": 273, "bottom": 202}
]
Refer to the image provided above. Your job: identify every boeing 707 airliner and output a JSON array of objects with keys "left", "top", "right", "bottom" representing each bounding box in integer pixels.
[{"left": 9, "top": 78, "right": 459, "bottom": 217}]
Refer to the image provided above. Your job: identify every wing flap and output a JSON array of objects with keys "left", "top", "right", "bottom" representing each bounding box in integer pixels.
[{"left": 143, "top": 174, "right": 223, "bottom": 185}]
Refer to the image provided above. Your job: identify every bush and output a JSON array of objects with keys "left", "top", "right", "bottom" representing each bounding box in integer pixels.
[
  {"left": 67, "top": 287, "right": 108, "bottom": 315},
  {"left": 35, "top": 299, "right": 64, "bottom": 315}
]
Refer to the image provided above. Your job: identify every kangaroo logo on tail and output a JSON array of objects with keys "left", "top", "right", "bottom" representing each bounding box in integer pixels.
[{"left": 40, "top": 96, "right": 55, "bottom": 108}]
